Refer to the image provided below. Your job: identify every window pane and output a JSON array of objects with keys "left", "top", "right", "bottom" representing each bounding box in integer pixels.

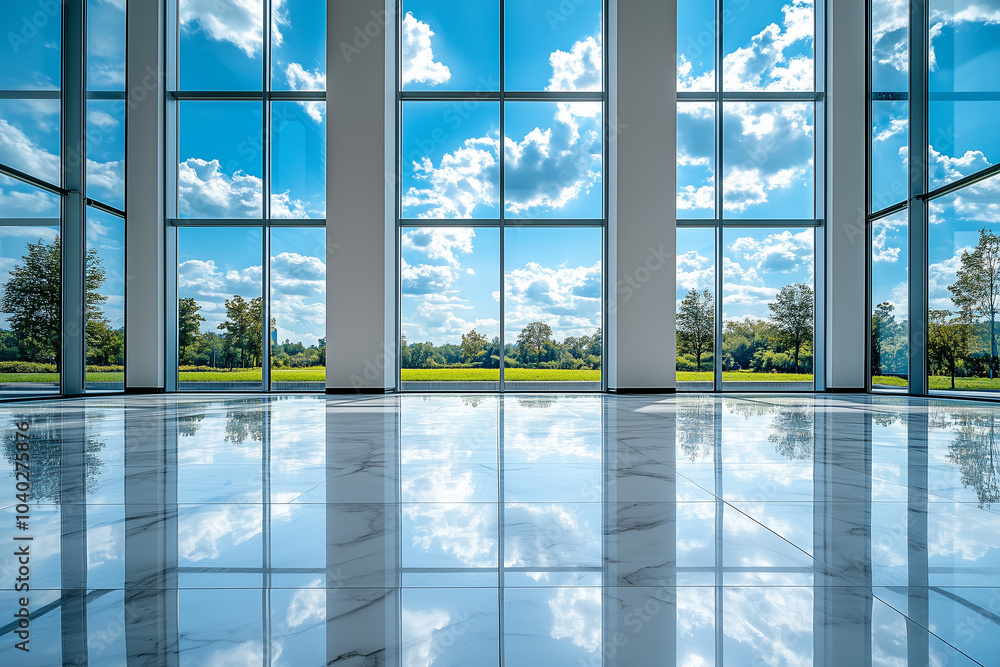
[
  {"left": 927, "top": 172, "right": 1000, "bottom": 395},
  {"left": 678, "top": 0, "right": 716, "bottom": 91},
  {"left": 0, "top": 99, "right": 61, "bottom": 186},
  {"left": 271, "top": 101, "right": 325, "bottom": 218},
  {"left": 504, "top": 101, "right": 603, "bottom": 220},
  {"left": 87, "top": 0, "right": 126, "bottom": 91},
  {"left": 178, "top": 101, "right": 263, "bottom": 219},
  {"left": 927, "top": 0, "right": 1000, "bottom": 189},
  {"left": 401, "top": 227, "right": 500, "bottom": 388},
  {"left": 177, "top": 227, "right": 263, "bottom": 390},
  {"left": 178, "top": 0, "right": 263, "bottom": 90},
  {"left": 871, "top": 0, "right": 908, "bottom": 94},
  {"left": 0, "top": 1, "right": 60, "bottom": 89},
  {"left": 677, "top": 102, "right": 715, "bottom": 219},
  {"left": 504, "top": 0, "right": 602, "bottom": 92},
  {"left": 503, "top": 227, "right": 602, "bottom": 389},
  {"left": 269, "top": 228, "right": 325, "bottom": 390},
  {"left": 271, "top": 0, "right": 325, "bottom": 91},
  {"left": 722, "top": 227, "right": 814, "bottom": 390},
  {"left": 0, "top": 179, "right": 62, "bottom": 397},
  {"left": 870, "top": 211, "right": 908, "bottom": 391},
  {"left": 870, "top": 100, "right": 908, "bottom": 213},
  {"left": 677, "top": 228, "right": 716, "bottom": 390},
  {"left": 87, "top": 100, "right": 126, "bottom": 210},
  {"left": 86, "top": 207, "right": 125, "bottom": 392},
  {"left": 722, "top": 0, "right": 814, "bottom": 92},
  {"left": 402, "top": 0, "right": 499, "bottom": 91},
  {"left": 401, "top": 101, "right": 500, "bottom": 219},
  {"left": 722, "top": 102, "right": 815, "bottom": 219}
]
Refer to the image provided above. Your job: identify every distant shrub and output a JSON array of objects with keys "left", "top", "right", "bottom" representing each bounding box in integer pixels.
[{"left": 0, "top": 361, "right": 58, "bottom": 373}]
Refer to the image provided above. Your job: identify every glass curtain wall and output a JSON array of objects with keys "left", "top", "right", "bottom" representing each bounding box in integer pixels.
[
  {"left": 677, "top": 0, "right": 823, "bottom": 392},
  {"left": 0, "top": 0, "right": 126, "bottom": 398},
  {"left": 869, "top": 0, "right": 1000, "bottom": 396},
  {"left": 398, "top": 0, "right": 606, "bottom": 392},
  {"left": 168, "top": 0, "right": 326, "bottom": 391}
]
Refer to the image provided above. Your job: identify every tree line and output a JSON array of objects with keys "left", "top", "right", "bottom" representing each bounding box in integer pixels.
[
  {"left": 402, "top": 322, "right": 602, "bottom": 370},
  {"left": 179, "top": 297, "right": 324, "bottom": 369},
  {"left": 0, "top": 236, "right": 123, "bottom": 368},
  {"left": 675, "top": 283, "right": 815, "bottom": 374}
]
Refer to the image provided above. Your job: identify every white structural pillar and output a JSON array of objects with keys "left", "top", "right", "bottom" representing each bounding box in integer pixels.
[
  {"left": 612, "top": 0, "right": 677, "bottom": 392},
  {"left": 824, "top": 0, "right": 868, "bottom": 391},
  {"left": 124, "top": 0, "right": 166, "bottom": 392},
  {"left": 326, "top": 0, "right": 394, "bottom": 393}
]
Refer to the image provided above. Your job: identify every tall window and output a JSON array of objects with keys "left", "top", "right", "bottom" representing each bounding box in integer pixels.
[
  {"left": 0, "top": 0, "right": 126, "bottom": 397},
  {"left": 677, "top": 0, "right": 822, "bottom": 391},
  {"left": 869, "top": 0, "right": 1000, "bottom": 396},
  {"left": 398, "top": 0, "right": 606, "bottom": 391},
  {"left": 169, "top": 0, "right": 326, "bottom": 391}
]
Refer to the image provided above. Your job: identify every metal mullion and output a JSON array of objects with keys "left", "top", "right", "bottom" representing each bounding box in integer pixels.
[
  {"left": 0, "top": 89, "right": 61, "bottom": 99},
  {"left": 265, "top": 218, "right": 326, "bottom": 227},
  {"left": 168, "top": 90, "right": 265, "bottom": 101},
  {"left": 868, "top": 200, "right": 908, "bottom": 221},
  {"left": 921, "top": 161, "right": 1000, "bottom": 203},
  {"left": 501, "top": 218, "right": 606, "bottom": 227},
  {"left": 0, "top": 162, "right": 68, "bottom": 196},
  {"left": 262, "top": 0, "right": 272, "bottom": 392},
  {"left": 707, "top": 218, "right": 823, "bottom": 227},
  {"left": 718, "top": 91, "right": 824, "bottom": 102},
  {"left": 503, "top": 91, "right": 603, "bottom": 101},
  {"left": 167, "top": 218, "right": 269, "bottom": 227},
  {"left": 907, "top": 0, "right": 929, "bottom": 396},
  {"left": 85, "top": 91, "right": 127, "bottom": 100},
  {"left": 499, "top": 0, "right": 507, "bottom": 395},
  {"left": 714, "top": 0, "right": 724, "bottom": 393},
  {"left": 0, "top": 217, "right": 61, "bottom": 227},
  {"left": 85, "top": 198, "right": 125, "bottom": 218},
  {"left": 269, "top": 90, "right": 326, "bottom": 101},
  {"left": 398, "top": 218, "right": 501, "bottom": 228}
]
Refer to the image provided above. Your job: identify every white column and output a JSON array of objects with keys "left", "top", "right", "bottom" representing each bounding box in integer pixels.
[
  {"left": 326, "top": 0, "right": 394, "bottom": 393},
  {"left": 612, "top": 0, "right": 677, "bottom": 392},
  {"left": 824, "top": 0, "right": 868, "bottom": 391},
  {"left": 124, "top": 0, "right": 166, "bottom": 392}
]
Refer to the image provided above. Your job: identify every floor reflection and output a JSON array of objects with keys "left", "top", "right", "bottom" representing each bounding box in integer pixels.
[{"left": 0, "top": 394, "right": 997, "bottom": 665}]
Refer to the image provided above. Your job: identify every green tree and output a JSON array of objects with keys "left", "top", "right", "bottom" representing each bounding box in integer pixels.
[
  {"left": 676, "top": 288, "right": 715, "bottom": 372},
  {"left": 946, "top": 411, "right": 1000, "bottom": 508},
  {"left": 928, "top": 309, "right": 970, "bottom": 389},
  {"left": 949, "top": 228, "right": 1000, "bottom": 378},
  {"left": 218, "top": 295, "right": 264, "bottom": 369},
  {"left": 517, "top": 321, "right": 553, "bottom": 365},
  {"left": 0, "top": 235, "right": 107, "bottom": 366},
  {"left": 460, "top": 329, "right": 488, "bottom": 364},
  {"left": 768, "top": 283, "right": 814, "bottom": 374},
  {"left": 178, "top": 298, "right": 205, "bottom": 365}
]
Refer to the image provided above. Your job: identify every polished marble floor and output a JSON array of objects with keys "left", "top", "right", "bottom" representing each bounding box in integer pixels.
[{"left": 0, "top": 393, "right": 998, "bottom": 665}]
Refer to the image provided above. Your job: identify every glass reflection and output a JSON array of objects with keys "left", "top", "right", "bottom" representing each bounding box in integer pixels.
[{"left": 2, "top": 395, "right": 1000, "bottom": 665}]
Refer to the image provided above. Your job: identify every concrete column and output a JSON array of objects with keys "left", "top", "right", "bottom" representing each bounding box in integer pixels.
[
  {"left": 326, "top": 0, "right": 395, "bottom": 393},
  {"left": 124, "top": 0, "right": 166, "bottom": 392},
  {"left": 824, "top": 0, "right": 868, "bottom": 390},
  {"left": 612, "top": 0, "right": 677, "bottom": 392}
]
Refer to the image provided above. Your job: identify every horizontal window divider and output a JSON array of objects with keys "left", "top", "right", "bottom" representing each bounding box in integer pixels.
[
  {"left": 678, "top": 218, "right": 823, "bottom": 227},
  {"left": 871, "top": 92, "right": 908, "bottom": 101},
  {"left": 0, "top": 162, "right": 67, "bottom": 197},
  {"left": 270, "top": 90, "right": 326, "bottom": 101},
  {"left": 501, "top": 218, "right": 607, "bottom": 226},
  {"left": 85, "top": 199, "right": 125, "bottom": 218},
  {"left": 0, "top": 217, "right": 61, "bottom": 227},
  {"left": 868, "top": 200, "right": 908, "bottom": 221},
  {"left": 399, "top": 218, "right": 501, "bottom": 227},
  {"left": 927, "top": 91, "right": 1000, "bottom": 102},
  {"left": 0, "top": 89, "right": 61, "bottom": 99},
  {"left": 398, "top": 91, "right": 604, "bottom": 102},
  {"left": 678, "top": 91, "right": 823, "bottom": 102},
  {"left": 86, "top": 90, "right": 128, "bottom": 100},
  {"left": 169, "top": 90, "right": 266, "bottom": 101},
  {"left": 920, "top": 162, "right": 1000, "bottom": 203},
  {"left": 169, "top": 90, "right": 326, "bottom": 101},
  {"left": 169, "top": 218, "right": 326, "bottom": 227}
]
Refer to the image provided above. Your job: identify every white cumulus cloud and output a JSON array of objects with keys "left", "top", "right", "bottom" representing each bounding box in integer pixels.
[{"left": 402, "top": 12, "right": 451, "bottom": 86}]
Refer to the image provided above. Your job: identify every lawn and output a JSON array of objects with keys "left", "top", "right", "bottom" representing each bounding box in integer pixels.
[
  {"left": 677, "top": 371, "right": 814, "bottom": 383},
  {"left": 401, "top": 368, "right": 601, "bottom": 382}
]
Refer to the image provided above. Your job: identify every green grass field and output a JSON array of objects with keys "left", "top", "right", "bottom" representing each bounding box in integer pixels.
[
  {"left": 874, "top": 375, "right": 1000, "bottom": 392},
  {"left": 400, "top": 368, "right": 601, "bottom": 382},
  {"left": 677, "top": 371, "right": 814, "bottom": 383}
]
